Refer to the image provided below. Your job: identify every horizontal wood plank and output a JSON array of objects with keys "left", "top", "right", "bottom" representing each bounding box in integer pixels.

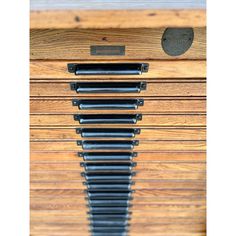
[
  {"left": 30, "top": 140, "right": 206, "bottom": 152},
  {"left": 31, "top": 28, "right": 205, "bottom": 60},
  {"left": 30, "top": 99, "right": 206, "bottom": 114},
  {"left": 30, "top": 114, "right": 206, "bottom": 127},
  {"left": 31, "top": 151, "right": 206, "bottom": 162},
  {"left": 31, "top": 9, "right": 206, "bottom": 29},
  {"left": 30, "top": 81, "right": 206, "bottom": 97},
  {"left": 30, "top": 128, "right": 206, "bottom": 141},
  {"left": 30, "top": 60, "right": 206, "bottom": 79}
]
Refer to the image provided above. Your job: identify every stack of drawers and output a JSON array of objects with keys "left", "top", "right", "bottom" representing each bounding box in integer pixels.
[{"left": 30, "top": 27, "right": 206, "bottom": 236}]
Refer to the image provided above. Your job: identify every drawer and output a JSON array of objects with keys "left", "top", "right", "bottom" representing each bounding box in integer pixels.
[
  {"left": 30, "top": 114, "right": 206, "bottom": 127},
  {"left": 31, "top": 152, "right": 206, "bottom": 162},
  {"left": 30, "top": 99, "right": 206, "bottom": 114},
  {"left": 30, "top": 140, "right": 206, "bottom": 152},
  {"left": 30, "top": 128, "right": 206, "bottom": 141},
  {"left": 31, "top": 161, "right": 205, "bottom": 173},
  {"left": 30, "top": 81, "right": 206, "bottom": 97},
  {"left": 30, "top": 28, "right": 206, "bottom": 60},
  {"left": 30, "top": 60, "right": 206, "bottom": 79}
]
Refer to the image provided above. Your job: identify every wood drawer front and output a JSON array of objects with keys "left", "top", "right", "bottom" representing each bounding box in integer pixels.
[
  {"left": 30, "top": 140, "right": 206, "bottom": 152},
  {"left": 30, "top": 128, "right": 206, "bottom": 141},
  {"left": 30, "top": 99, "right": 206, "bottom": 114},
  {"left": 30, "top": 60, "right": 206, "bottom": 79},
  {"left": 30, "top": 114, "right": 206, "bottom": 127},
  {"left": 30, "top": 81, "right": 206, "bottom": 97},
  {"left": 31, "top": 152, "right": 206, "bottom": 162},
  {"left": 30, "top": 28, "right": 206, "bottom": 60}
]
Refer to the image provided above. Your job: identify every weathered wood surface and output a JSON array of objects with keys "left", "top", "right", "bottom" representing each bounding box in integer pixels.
[
  {"left": 30, "top": 114, "right": 206, "bottom": 127},
  {"left": 30, "top": 99, "right": 206, "bottom": 114},
  {"left": 30, "top": 140, "right": 206, "bottom": 152},
  {"left": 30, "top": 128, "right": 206, "bottom": 141},
  {"left": 30, "top": 151, "right": 206, "bottom": 162},
  {"left": 30, "top": 81, "right": 206, "bottom": 97},
  {"left": 30, "top": 60, "right": 206, "bottom": 79},
  {"left": 31, "top": 28, "right": 206, "bottom": 60}
]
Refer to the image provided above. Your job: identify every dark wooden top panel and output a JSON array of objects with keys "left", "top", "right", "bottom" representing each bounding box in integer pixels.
[{"left": 31, "top": 0, "right": 206, "bottom": 11}]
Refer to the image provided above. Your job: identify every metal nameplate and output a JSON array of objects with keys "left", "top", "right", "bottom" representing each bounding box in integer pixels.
[{"left": 90, "top": 45, "right": 125, "bottom": 56}]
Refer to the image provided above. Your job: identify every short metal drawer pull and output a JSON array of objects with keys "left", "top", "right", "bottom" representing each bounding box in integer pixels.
[
  {"left": 77, "top": 140, "right": 139, "bottom": 150},
  {"left": 76, "top": 128, "right": 140, "bottom": 138},
  {"left": 82, "top": 173, "right": 136, "bottom": 182},
  {"left": 84, "top": 182, "right": 134, "bottom": 191},
  {"left": 70, "top": 81, "right": 146, "bottom": 93},
  {"left": 74, "top": 114, "right": 142, "bottom": 124},
  {"left": 81, "top": 162, "right": 137, "bottom": 172},
  {"left": 90, "top": 226, "right": 129, "bottom": 233},
  {"left": 86, "top": 191, "right": 134, "bottom": 200},
  {"left": 88, "top": 199, "right": 130, "bottom": 207},
  {"left": 68, "top": 63, "right": 149, "bottom": 75},
  {"left": 79, "top": 152, "right": 137, "bottom": 161},
  {"left": 72, "top": 99, "right": 144, "bottom": 110}
]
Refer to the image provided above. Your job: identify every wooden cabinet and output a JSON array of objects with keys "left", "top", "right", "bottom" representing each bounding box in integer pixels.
[{"left": 30, "top": 1, "right": 206, "bottom": 235}]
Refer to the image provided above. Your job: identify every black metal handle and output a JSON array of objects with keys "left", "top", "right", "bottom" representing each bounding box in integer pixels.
[
  {"left": 74, "top": 114, "right": 142, "bottom": 124},
  {"left": 82, "top": 172, "right": 136, "bottom": 182},
  {"left": 76, "top": 128, "right": 140, "bottom": 138},
  {"left": 88, "top": 206, "right": 130, "bottom": 214},
  {"left": 72, "top": 99, "right": 144, "bottom": 110},
  {"left": 88, "top": 213, "right": 131, "bottom": 220},
  {"left": 81, "top": 162, "right": 137, "bottom": 172},
  {"left": 90, "top": 226, "right": 129, "bottom": 233},
  {"left": 70, "top": 81, "right": 146, "bottom": 93},
  {"left": 88, "top": 199, "right": 130, "bottom": 207},
  {"left": 86, "top": 191, "right": 134, "bottom": 200},
  {"left": 68, "top": 63, "right": 149, "bottom": 75},
  {"left": 91, "top": 233, "right": 127, "bottom": 236},
  {"left": 77, "top": 140, "right": 139, "bottom": 150},
  {"left": 84, "top": 182, "right": 134, "bottom": 191},
  {"left": 90, "top": 220, "right": 129, "bottom": 227},
  {"left": 78, "top": 152, "right": 137, "bottom": 161}
]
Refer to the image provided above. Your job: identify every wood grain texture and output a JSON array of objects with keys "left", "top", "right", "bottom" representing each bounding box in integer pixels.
[
  {"left": 31, "top": 171, "right": 205, "bottom": 182},
  {"left": 30, "top": 9, "right": 206, "bottom": 29},
  {"left": 30, "top": 114, "right": 206, "bottom": 127},
  {"left": 30, "top": 60, "right": 206, "bottom": 79},
  {"left": 30, "top": 81, "right": 206, "bottom": 97},
  {"left": 30, "top": 128, "right": 206, "bottom": 141},
  {"left": 30, "top": 140, "right": 206, "bottom": 152},
  {"left": 31, "top": 151, "right": 206, "bottom": 162},
  {"left": 30, "top": 99, "right": 206, "bottom": 114},
  {"left": 30, "top": 28, "right": 206, "bottom": 60}
]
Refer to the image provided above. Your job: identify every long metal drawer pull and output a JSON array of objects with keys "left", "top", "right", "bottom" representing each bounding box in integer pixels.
[
  {"left": 78, "top": 152, "right": 137, "bottom": 161},
  {"left": 82, "top": 172, "right": 136, "bottom": 182},
  {"left": 90, "top": 226, "right": 129, "bottom": 233},
  {"left": 77, "top": 140, "right": 139, "bottom": 150},
  {"left": 81, "top": 162, "right": 137, "bottom": 171},
  {"left": 86, "top": 191, "right": 134, "bottom": 200},
  {"left": 72, "top": 99, "right": 144, "bottom": 110},
  {"left": 68, "top": 63, "right": 149, "bottom": 75},
  {"left": 76, "top": 128, "right": 140, "bottom": 138},
  {"left": 84, "top": 182, "right": 134, "bottom": 190},
  {"left": 89, "top": 213, "right": 131, "bottom": 220},
  {"left": 70, "top": 81, "right": 146, "bottom": 93},
  {"left": 74, "top": 114, "right": 142, "bottom": 124},
  {"left": 88, "top": 199, "right": 130, "bottom": 207},
  {"left": 88, "top": 206, "right": 130, "bottom": 214},
  {"left": 90, "top": 220, "right": 129, "bottom": 227},
  {"left": 91, "top": 233, "right": 127, "bottom": 236}
]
